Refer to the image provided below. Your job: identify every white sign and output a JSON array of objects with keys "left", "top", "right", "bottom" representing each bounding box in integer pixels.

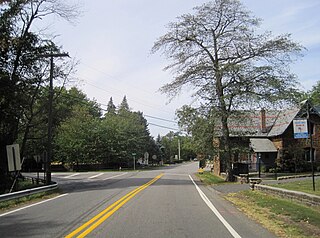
[
  {"left": 293, "top": 119, "right": 308, "bottom": 139},
  {"left": 34, "top": 155, "right": 41, "bottom": 163},
  {"left": 6, "top": 144, "right": 21, "bottom": 172}
]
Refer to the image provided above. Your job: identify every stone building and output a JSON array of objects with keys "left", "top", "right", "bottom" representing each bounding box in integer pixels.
[{"left": 213, "top": 100, "right": 320, "bottom": 176}]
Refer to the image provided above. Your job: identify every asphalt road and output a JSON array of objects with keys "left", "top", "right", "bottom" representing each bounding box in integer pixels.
[{"left": 0, "top": 162, "right": 277, "bottom": 238}]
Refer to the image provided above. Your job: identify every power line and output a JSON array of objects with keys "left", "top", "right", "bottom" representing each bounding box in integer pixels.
[
  {"left": 56, "top": 93, "right": 180, "bottom": 131},
  {"left": 77, "top": 76, "right": 175, "bottom": 115},
  {"left": 144, "top": 114, "right": 177, "bottom": 124},
  {"left": 148, "top": 123, "right": 179, "bottom": 131}
]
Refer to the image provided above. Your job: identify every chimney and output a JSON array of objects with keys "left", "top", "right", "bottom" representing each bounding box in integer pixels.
[{"left": 260, "top": 108, "right": 267, "bottom": 133}]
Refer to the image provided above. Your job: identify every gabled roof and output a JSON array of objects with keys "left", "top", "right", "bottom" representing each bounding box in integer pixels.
[
  {"left": 215, "top": 101, "right": 319, "bottom": 138},
  {"left": 250, "top": 138, "right": 277, "bottom": 152},
  {"left": 267, "top": 107, "right": 300, "bottom": 137},
  {"left": 225, "top": 110, "right": 279, "bottom": 137}
]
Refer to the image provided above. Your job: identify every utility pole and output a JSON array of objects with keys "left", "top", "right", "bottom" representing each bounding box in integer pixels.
[
  {"left": 178, "top": 138, "right": 181, "bottom": 160},
  {"left": 307, "top": 101, "right": 316, "bottom": 191},
  {"left": 40, "top": 52, "right": 69, "bottom": 185}
]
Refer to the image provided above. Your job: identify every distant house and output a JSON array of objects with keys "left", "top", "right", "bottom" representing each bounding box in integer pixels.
[{"left": 212, "top": 100, "right": 320, "bottom": 176}]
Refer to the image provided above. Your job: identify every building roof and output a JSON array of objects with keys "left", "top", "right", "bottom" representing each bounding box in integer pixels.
[
  {"left": 215, "top": 101, "right": 318, "bottom": 138},
  {"left": 267, "top": 107, "right": 300, "bottom": 137},
  {"left": 249, "top": 138, "right": 278, "bottom": 152},
  {"left": 226, "top": 110, "right": 279, "bottom": 137}
]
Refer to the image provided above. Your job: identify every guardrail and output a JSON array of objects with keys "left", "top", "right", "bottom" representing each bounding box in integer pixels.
[{"left": 0, "top": 183, "right": 58, "bottom": 202}]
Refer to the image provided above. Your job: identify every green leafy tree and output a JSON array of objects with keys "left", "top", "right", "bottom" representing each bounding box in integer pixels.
[
  {"left": 158, "top": 132, "right": 195, "bottom": 162},
  {"left": 159, "top": 132, "right": 176, "bottom": 163},
  {"left": 176, "top": 105, "right": 216, "bottom": 156},
  {"left": 152, "top": 0, "right": 303, "bottom": 180},
  {"left": 102, "top": 97, "right": 156, "bottom": 168},
  {"left": 19, "top": 86, "right": 101, "bottom": 161},
  {"left": 54, "top": 105, "right": 99, "bottom": 169},
  {"left": 309, "top": 81, "right": 320, "bottom": 106},
  {"left": 0, "top": 0, "right": 79, "bottom": 191}
]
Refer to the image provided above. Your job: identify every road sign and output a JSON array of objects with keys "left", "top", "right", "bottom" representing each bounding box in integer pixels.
[
  {"left": 293, "top": 119, "right": 308, "bottom": 139},
  {"left": 6, "top": 144, "right": 21, "bottom": 172},
  {"left": 34, "top": 155, "right": 41, "bottom": 163}
]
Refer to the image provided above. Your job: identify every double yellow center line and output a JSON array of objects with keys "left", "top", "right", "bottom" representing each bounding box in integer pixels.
[{"left": 65, "top": 173, "right": 163, "bottom": 238}]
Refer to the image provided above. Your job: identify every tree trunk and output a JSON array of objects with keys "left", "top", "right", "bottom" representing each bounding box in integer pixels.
[
  {"left": 214, "top": 52, "right": 234, "bottom": 181},
  {"left": 220, "top": 114, "right": 234, "bottom": 182}
]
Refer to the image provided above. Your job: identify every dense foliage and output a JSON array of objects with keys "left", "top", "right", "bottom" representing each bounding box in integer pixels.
[
  {"left": 0, "top": 0, "right": 78, "bottom": 191},
  {"left": 53, "top": 95, "right": 159, "bottom": 170}
]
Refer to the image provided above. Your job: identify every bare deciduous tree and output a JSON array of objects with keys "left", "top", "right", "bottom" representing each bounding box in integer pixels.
[{"left": 152, "top": 0, "right": 304, "bottom": 181}]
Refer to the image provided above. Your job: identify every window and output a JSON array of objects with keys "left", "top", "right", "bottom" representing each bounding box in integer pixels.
[{"left": 304, "top": 148, "right": 315, "bottom": 162}]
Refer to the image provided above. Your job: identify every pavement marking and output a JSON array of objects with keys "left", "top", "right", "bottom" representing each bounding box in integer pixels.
[
  {"left": 64, "top": 173, "right": 81, "bottom": 179},
  {"left": 103, "top": 172, "right": 128, "bottom": 180},
  {"left": 65, "top": 173, "right": 163, "bottom": 238},
  {"left": 0, "top": 194, "right": 68, "bottom": 217},
  {"left": 88, "top": 173, "right": 104, "bottom": 179},
  {"left": 189, "top": 175, "right": 242, "bottom": 238}
]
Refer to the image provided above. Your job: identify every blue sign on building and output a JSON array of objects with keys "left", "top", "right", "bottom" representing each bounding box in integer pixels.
[{"left": 293, "top": 119, "right": 308, "bottom": 139}]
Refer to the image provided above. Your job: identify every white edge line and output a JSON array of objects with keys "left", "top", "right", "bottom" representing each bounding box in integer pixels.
[
  {"left": 64, "top": 173, "right": 80, "bottom": 179},
  {"left": 0, "top": 193, "right": 68, "bottom": 217},
  {"left": 189, "top": 175, "right": 242, "bottom": 238},
  {"left": 88, "top": 173, "right": 104, "bottom": 179},
  {"left": 103, "top": 172, "right": 128, "bottom": 181}
]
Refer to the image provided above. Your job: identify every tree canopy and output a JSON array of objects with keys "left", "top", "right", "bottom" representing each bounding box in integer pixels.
[
  {"left": 54, "top": 93, "right": 158, "bottom": 170},
  {"left": 309, "top": 81, "right": 320, "bottom": 106},
  {"left": 0, "top": 0, "right": 79, "bottom": 191}
]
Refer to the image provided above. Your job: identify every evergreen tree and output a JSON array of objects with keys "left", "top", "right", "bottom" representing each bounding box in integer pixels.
[
  {"left": 118, "top": 96, "right": 130, "bottom": 114},
  {"left": 106, "top": 97, "right": 116, "bottom": 114}
]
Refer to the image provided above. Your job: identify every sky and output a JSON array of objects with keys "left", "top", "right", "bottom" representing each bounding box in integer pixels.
[{"left": 43, "top": 0, "right": 320, "bottom": 137}]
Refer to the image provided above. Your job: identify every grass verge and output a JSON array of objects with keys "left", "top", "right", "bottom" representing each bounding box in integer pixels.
[
  {"left": 269, "top": 178, "right": 320, "bottom": 196},
  {"left": 195, "top": 171, "right": 226, "bottom": 185},
  {"left": 226, "top": 190, "right": 320, "bottom": 238},
  {"left": 0, "top": 190, "right": 60, "bottom": 212}
]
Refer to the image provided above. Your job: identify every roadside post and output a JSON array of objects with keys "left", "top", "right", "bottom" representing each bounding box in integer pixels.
[
  {"left": 132, "top": 153, "right": 136, "bottom": 171},
  {"left": 293, "top": 100, "right": 315, "bottom": 191}
]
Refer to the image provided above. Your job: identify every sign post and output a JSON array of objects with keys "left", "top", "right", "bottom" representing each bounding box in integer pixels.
[
  {"left": 293, "top": 101, "right": 315, "bottom": 191},
  {"left": 34, "top": 155, "right": 41, "bottom": 184},
  {"left": 132, "top": 153, "right": 136, "bottom": 171},
  {"left": 306, "top": 103, "right": 316, "bottom": 191}
]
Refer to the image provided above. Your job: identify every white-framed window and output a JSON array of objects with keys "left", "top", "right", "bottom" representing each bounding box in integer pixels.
[{"left": 304, "top": 148, "right": 315, "bottom": 162}]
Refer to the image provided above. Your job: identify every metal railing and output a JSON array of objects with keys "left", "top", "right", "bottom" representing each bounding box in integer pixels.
[{"left": 0, "top": 182, "right": 58, "bottom": 202}]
